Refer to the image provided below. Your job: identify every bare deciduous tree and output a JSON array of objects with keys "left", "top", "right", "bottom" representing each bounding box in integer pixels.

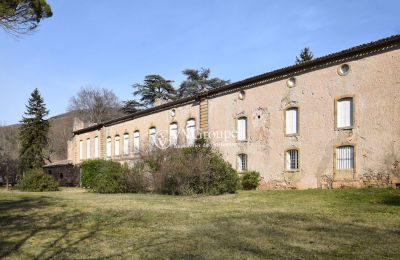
[
  {"left": 0, "top": 124, "right": 19, "bottom": 188},
  {"left": 68, "top": 87, "right": 123, "bottom": 124}
]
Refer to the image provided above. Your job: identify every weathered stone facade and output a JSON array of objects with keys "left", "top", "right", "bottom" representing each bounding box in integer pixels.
[
  {"left": 69, "top": 35, "right": 400, "bottom": 189},
  {"left": 43, "top": 160, "right": 80, "bottom": 187}
]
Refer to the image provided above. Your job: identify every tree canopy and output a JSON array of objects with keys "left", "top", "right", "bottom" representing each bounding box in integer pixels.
[
  {"left": 0, "top": 0, "right": 52, "bottom": 35},
  {"left": 19, "top": 88, "right": 49, "bottom": 170},
  {"left": 295, "top": 47, "right": 314, "bottom": 64},
  {"left": 178, "top": 68, "right": 229, "bottom": 98}
]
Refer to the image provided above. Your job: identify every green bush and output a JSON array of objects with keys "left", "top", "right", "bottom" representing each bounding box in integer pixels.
[
  {"left": 17, "top": 169, "right": 59, "bottom": 192},
  {"left": 241, "top": 171, "right": 261, "bottom": 190},
  {"left": 81, "top": 160, "right": 122, "bottom": 188},
  {"left": 123, "top": 162, "right": 151, "bottom": 193},
  {"left": 92, "top": 170, "right": 126, "bottom": 194},
  {"left": 151, "top": 147, "right": 239, "bottom": 195}
]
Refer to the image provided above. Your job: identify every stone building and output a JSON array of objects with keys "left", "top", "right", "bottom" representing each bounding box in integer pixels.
[{"left": 69, "top": 35, "right": 400, "bottom": 189}]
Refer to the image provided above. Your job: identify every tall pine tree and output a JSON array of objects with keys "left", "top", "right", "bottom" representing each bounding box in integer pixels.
[{"left": 19, "top": 88, "right": 49, "bottom": 170}]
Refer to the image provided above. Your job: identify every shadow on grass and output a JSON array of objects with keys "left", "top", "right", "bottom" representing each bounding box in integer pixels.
[
  {"left": 381, "top": 194, "right": 400, "bottom": 206},
  {"left": 0, "top": 196, "right": 100, "bottom": 259}
]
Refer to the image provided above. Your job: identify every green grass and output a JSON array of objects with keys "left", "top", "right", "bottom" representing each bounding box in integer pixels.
[{"left": 0, "top": 188, "right": 399, "bottom": 259}]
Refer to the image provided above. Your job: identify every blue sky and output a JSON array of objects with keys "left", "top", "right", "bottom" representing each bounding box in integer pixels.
[{"left": 0, "top": 0, "right": 399, "bottom": 124}]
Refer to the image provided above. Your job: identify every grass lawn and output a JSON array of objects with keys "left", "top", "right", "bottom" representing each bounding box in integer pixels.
[{"left": 0, "top": 188, "right": 399, "bottom": 259}]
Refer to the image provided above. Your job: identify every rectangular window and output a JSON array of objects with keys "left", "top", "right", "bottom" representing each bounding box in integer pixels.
[
  {"left": 106, "top": 137, "right": 111, "bottom": 157},
  {"left": 286, "top": 108, "right": 298, "bottom": 135},
  {"left": 286, "top": 149, "right": 299, "bottom": 170},
  {"left": 123, "top": 134, "right": 129, "bottom": 155},
  {"left": 86, "top": 138, "right": 91, "bottom": 159},
  {"left": 79, "top": 140, "right": 83, "bottom": 160},
  {"left": 115, "top": 136, "right": 120, "bottom": 156},
  {"left": 170, "top": 123, "right": 178, "bottom": 147},
  {"left": 149, "top": 128, "right": 156, "bottom": 150},
  {"left": 238, "top": 154, "right": 247, "bottom": 172},
  {"left": 237, "top": 117, "right": 247, "bottom": 141},
  {"left": 337, "top": 98, "right": 353, "bottom": 128},
  {"left": 186, "top": 119, "right": 195, "bottom": 146},
  {"left": 134, "top": 131, "right": 140, "bottom": 153},
  {"left": 94, "top": 136, "right": 99, "bottom": 158},
  {"left": 336, "top": 146, "right": 354, "bottom": 170}
]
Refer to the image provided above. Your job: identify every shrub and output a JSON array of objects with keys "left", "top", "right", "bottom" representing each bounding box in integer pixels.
[
  {"left": 92, "top": 170, "right": 126, "bottom": 194},
  {"left": 81, "top": 160, "right": 122, "bottom": 188},
  {"left": 151, "top": 147, "right": 239, "bottom": 195},
  {"left": 241, "top": 171, "right": 261, "bottom": 190},
  {"left": 123, "top": 162, "right": 151, "bottom": 193},
  {"left": 17, "top": 169, "right": 59, "bottom": 192}
]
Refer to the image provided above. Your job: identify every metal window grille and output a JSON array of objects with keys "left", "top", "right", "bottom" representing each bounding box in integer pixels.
[
  {"left": 238, "top": 154, "right": 247, "bottom": 171},
  {"left": 336, "top": 146, "right": 354, "bottom": 170},
  {"left": 287, "top": 149, "right": 299, "bottom": 170}
]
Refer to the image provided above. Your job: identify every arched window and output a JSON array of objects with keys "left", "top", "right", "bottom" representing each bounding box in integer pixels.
[
  {"left": 186, "top": 119, "right": 196, "bottom": 146},
  {"left": 285, "top": 107, "right": 298, "bottom": 135},
  {"left": 170, "top": 123, "right": 178, "bottom": 147},
  {"left": 336, "top": 97, "right": 353, "bottom": 129},
  {"left": 79, "top": 140, "right": 83, "bottom": 160},
  {"left": 94, "top": 136, "right": 99, "bottom": 158},
  {"left": 123, "top": 133, "right": 129, "bottom": 155},
  {"left": 237, "top": 117, "right": 247, "bottom": 141},
  {"left": 336, "top": 145, "right": 354, "bottom": 170},
  {"left": 106, "top": 137, "right": 112, "bottom": 157},
  {"left": 134, "top": 131, "right": 140, "bottom": 153},
  {"left": 115, "top": 136, "right": 120, "bottom": 156},
  {"left": 286, "top": 149, "right": 299, "bottom": 171},
  {"left": 149, "top": 128, "right": 156, "bottom": 149},
  {"left": 238, "top": 153, "right": 247, "bottom": 172},
  {"left": 86, "top": 138, "right": 91, "bottom": 159}
]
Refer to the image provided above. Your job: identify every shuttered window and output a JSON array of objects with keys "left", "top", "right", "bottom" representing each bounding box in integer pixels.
[
  {"left": 336, "top": 146, "right": 354, "bottom": 170},
  {"left": 286, "top": 149, "right": 299, "bottom": 170},
  {"left": 286, "top": 108, "right": 298, "bottom": 135},
  {"left": 86, "top": 138, "right": 91, "bottom": 159},
  {"left": 115, "top": 136, "right": 120, "bottom": 156},
  {"left": 134, "top": 131, "right": 140, "bottom": 153},
  {"left": 238, "top": 154, "right": 247, "bottom": 172},
  {"left": 170, "top": 123, "right": 178, "bottom": 147},
  {"left": 106, "top": 137, "right": 112, "bottom": 157},
  {"left": 94, "top": 136, "right": 99, "bottom": 158},
  {"left": 237, "top": 117, "right": 247, "bottom": 141},
  {"left": 337, "top": 98, "right": 353, "bottom": 128},
  {"left": 123, "top": 134, "right": 129, "bottom": 155},
  {"left": 149, "top": 128, "right": 156, "bottom": 149},
  {"left": 186, "top": 119, "right": 196, "bottom": 146},
  {"left": 79, "top": 140, "right": 83, "bottom": 160}
]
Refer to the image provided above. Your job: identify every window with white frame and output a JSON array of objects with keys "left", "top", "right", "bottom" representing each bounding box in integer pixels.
[
  {"left": 286, "top": 107, "right": 298, "bottom": 135},
  {"left": 149, "top": 128, "right": 156, "bottom": 149},
  {"left": 337, "top": 98, "right": 353, "bottom": 128},
  {"left": 115, "top": 136, "right": 120, "bottom": 156},
  {"left": 79, "top": 140, "right": 83, "bottom": 160},
  {"left": 237, "top": 117, "right": 247, "bottom": 141},
  {"left": 134, "top": 131, "right": 140, "bottom": 153},
  {"left": 86, "top": 138, "right": 91, "bottom": 159},
  {"left": 336, "top": 145, "right": 354, "bottom": 170},
  {"left": 123, "top": 133, "right": 129, "bottom": 155},
  {"left": 238, "top": 154, "right": 247, "bottom": 172},
  {"left": 94, "top": 136, "right": 99, "bottom": 158},
  {"left": 286, "top": 149, "right": 299, "bottom": 170},
  {"left": 106, "top": 137, "right": 112, "bottom": 157},
  {"left": 170, "top": 123, "right": 178, "bottom": 147},
  {"left": 186, "top": 119, "right": 196, "bottom": 146}
]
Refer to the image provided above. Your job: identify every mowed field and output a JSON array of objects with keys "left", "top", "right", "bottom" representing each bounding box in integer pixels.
[{"left": 0, "top": 188, "right": 399, "bottom": 259}]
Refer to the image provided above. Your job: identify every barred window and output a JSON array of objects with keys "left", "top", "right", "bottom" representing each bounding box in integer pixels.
[
  {"left": 238, "top": 154, "right": 247, "bottom": 172},
  {"left": 286, "top": 149, "right": 299, "bottom": 170},
  {"left": 336, "top": 146, "right": 354, "bottom": 170}
]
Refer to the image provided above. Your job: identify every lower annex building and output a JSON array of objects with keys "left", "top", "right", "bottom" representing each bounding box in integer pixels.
[{"left": 67, "top": 35, "right": 400, "bottom": 189}]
